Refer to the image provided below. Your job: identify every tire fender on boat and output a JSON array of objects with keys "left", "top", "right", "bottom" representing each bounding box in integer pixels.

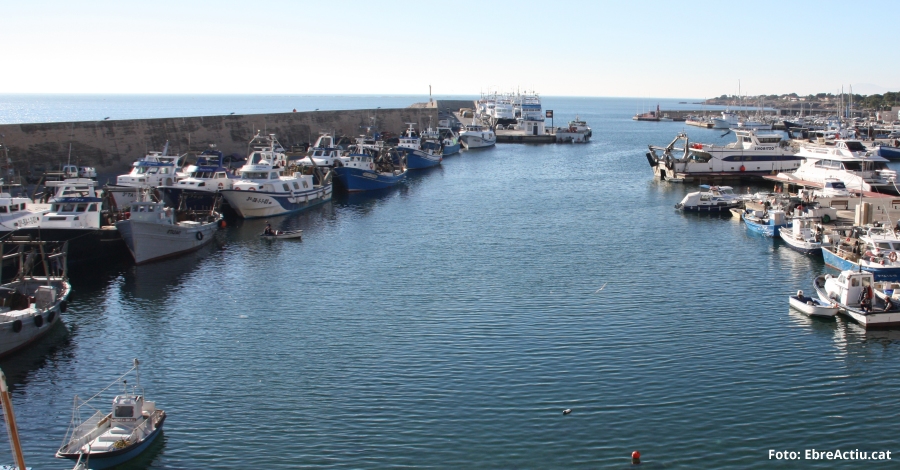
[
  {"left": 60, "top": 300, "right": 67, "bottom": 313},
  {"left": 249, "top": 187, "right": 256, "bottom": 191},
  {"left": 47, "top": 311, "right": 56, "bottom": 323},
  {"left": 33, "top": 315, "right": 43, "bottom": 328},
  {"left": 196, "top": 232, "right": 204, "bottom": 241},
  {"left": 11, "top": 320, "right": 22, "bottom": 333}
]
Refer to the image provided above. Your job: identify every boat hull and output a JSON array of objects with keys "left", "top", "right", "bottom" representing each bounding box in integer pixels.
[
  {"left": 459, "top": 135, "right": 496, "bottom": 149},
  {"left": 778, "top": 227, "right": 826, "bottom": 255},
  {"left": 742, "top": 214, "right": 787, "bottom": 237},
  {"left": 876, "top": 146, "right": 900, "bottom": 161},
  {"left": 0, "top": 284, "right": 69, "bottom": 359},
  {"left": 15, "top": 227, "right": 127, "bottom": 264},
  {"left": 814, "top": 275, "right": 900, "bottom": 327},
  {"left": 333, "top": 167, "right": 406, "bottom": 192},
  {"left": 59, "top": 413, "right": 166, "bottom": 470},
  {"left": 676, "top": 203, "right": 737, "bottom": 213},
  {"left": 400, "top": 148, "right": 442, "bottom": 170},
  {"left": 220, "top": 185, "right": 332, "bottom": 219},
  {"left": 116, "top": 218, "right": 220, "bottom": 264},
  {"left": 441, "top": 143, "right": 461, "bottom": 156},
  {"left": 821, "top": 247, "right": 900, "bottom": 281}
]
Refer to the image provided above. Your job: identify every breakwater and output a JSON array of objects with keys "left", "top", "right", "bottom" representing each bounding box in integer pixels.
[{"left": 0, "top": 107, "right": 437, "bottom": 175}]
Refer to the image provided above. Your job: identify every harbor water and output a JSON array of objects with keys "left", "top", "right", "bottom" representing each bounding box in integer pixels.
[{"left": 1, "top": 97, "right": 899, "bottom": 468}]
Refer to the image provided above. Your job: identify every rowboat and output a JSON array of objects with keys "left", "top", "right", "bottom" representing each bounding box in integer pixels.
[
  {"left": 789, "top": 290, "right": 838, "bottom": 317},
  {"left": 260, "top": 229, "right": 303, "bottom": 240}
]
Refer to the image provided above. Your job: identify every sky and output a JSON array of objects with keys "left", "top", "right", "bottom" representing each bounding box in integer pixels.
[{"left": 3, "top": 0, "right": 898, "bottom": 98}]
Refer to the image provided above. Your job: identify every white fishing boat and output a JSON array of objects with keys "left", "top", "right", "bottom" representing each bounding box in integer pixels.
[
  {"left": 674, "top": 185, "right": 742, "bottom": 212},
  {"left": 815, "top": 270, "right": 900, "bottom": 328},
  {"left": 647, "top": 129, "right": 801, "bottom": 181},
  {"left": 458, "top": 121, "right": 496, "bottom": 149},
  {"left": 778, "top": 216, "right": 831, "bottom": 255},
  {"left": 158, "top": 149, "right": 235, "bottom": 211},
  {"left": 789, "top": 289, "right": 839, "bottom": 317},
  {"left": 220, "top": 133, "right": 333, "bottom": 218},
  {"left": 107, "top": 145, "right": 186, "bottom": 209},
  {"left": 115, "top": 194, "right": 222, "bottom": 265},
  {"left": 712, "top": 110, "right": 739, "bottom": 129},
  {"left": 0, "top": 239, "right": 71, "bottom": 358},
  {"left": 57, "top": 359, "right": 166, "bottom": 470},
  {"left": 779, "top": 140, "right": 897, "bottom": 194}
]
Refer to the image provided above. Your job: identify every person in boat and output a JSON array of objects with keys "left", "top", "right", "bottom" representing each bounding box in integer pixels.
[
  {"left": 859, "top": 286, "right": 873, "bottom": 313},
  {"left": 263, "top": 223, "right": 275, "bottom": 236}
]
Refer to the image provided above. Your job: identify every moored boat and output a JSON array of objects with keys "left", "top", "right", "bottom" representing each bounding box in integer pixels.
[
  {"left": 0, "top": 239, "right": 71, "bottom": 359},
  {"left": 397, "top": 124, "right": 442, "bottom": 169},
  {"left": 56, "top": 359, "right": 166, "bottom": 469},
  {"left": 821, "top": 225, "right": 900, "bottom": 280},
  {"left": 158, "top": 148, "right": 235, "bottom": 211},
  {"left": 115, "top": 195, "right": 222, "bottom": 264},
  {"left": 742, "top": 208, "right": 790, "bottom": 237},
  {"left": 815, "top": 270, "right": 900, "bottom": 328},
  {"left": 458, "top": 121, "right": 496, "bottom": 149},
  {"left": 107, "top": 147, "right": 185, "bottom": 209},
  {"left": 789, "top": 289, "right": 839, "bottom": 317},
  {"left": 674, "top": 185, "right": 741, "bottom": 212},
  {"left": 778, "top": 216, "right": 830, "bottom": 255},
  {"left": 332, "top": 137, "right": 407, "bottom": 192}
]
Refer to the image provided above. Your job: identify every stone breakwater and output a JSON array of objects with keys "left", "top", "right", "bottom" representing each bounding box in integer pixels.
[{"left": 0, "top": 107, "right": 437, "bottom": 175}]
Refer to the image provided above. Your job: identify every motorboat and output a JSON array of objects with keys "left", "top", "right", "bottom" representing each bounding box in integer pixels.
[
  {"left": 158, "top": 149, "right": 235, "bottom": 211},
  {"left": 396, "top": 124, "right": 442, "bottom": 170},
  {"left": 115, "top": 192, "right": 222, "bottom": 264},
  {"left": 815, "top": 270, "right": 900, "bottom": 328},
  {"left": 812, "top": 178, "right": 852, "bottom": 198},
  {"left": 778, "top": 140, "right": 898, "bottom": 194},
  {"left": 56, "top": 359, "right": 166, "bottom": 469},
  {"left": 778, "top": 216, "right": 830, "bottom": 255},
  {"left": 422, "top": 127, "right": 461, "bottom": 156},
  {"left": 219, "top": 133, "right": 333, "bottom": 218},
  {"left": 332, "top": 137, "right": 407, "bottom": 192},
  {"left": 821, "top": 225, "right": 900, "bottom": 280},
  {"left": 0, "top": 239, "right": 70, "bottom": 358},
  {"left": 712, "top": 110, "right": 739, "bottom": 129},
  {"left": 789, "top": 289, "right": 839, "bottom": 317},
  {"left": 742, "top": 208, "right": 790, "bottom": 237},
  {"left": 568, "top": 116, "right": 592, "bottom": 138},
  {"left": 647, "top": 129, "right": 801, "bottom": 181},
  {"left": 674, "top": 185, "right": 741, "bottom": 212},
  {"left": 458, "top": 121, "right": 496, "bottom": 149},
  {"left": 107, "top": 146, "right": 186, "bottom": 209}
]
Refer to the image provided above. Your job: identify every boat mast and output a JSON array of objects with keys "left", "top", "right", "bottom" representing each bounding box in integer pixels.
[{"left": 0, "top": 368, "right": 26, "bottom": 470}]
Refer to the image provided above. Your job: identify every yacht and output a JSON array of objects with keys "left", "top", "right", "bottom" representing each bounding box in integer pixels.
[
  {"left": 647, "top": 129, "right": 801, "bottom": 181},
  {"left": 778, "top": 140, "right": 897, "bottom": 194},
  {"left": 458, "top": 121, "right": 496, "bottom": 149},
  {"left": 219, "top": 133, "right": 333, "bottom": 218}
]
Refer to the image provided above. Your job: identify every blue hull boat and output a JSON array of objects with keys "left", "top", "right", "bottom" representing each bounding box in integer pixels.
[
  {"left": 334, "top": 167, "right": 406, "bottom": 192},
  {"left": 401, "top": 148, "right": 442, "bottom": 169},
  {"left": 822, "top": 246, "right": 900, "bottom": 281},
  {"left": 441, "top": 143, "right": 461, "bottom": 156},
  {"left": 742, "top": 210, "right": 790, "bottom": 237},
  {"left": 876, "top": 145, "right": 900, "bottom": 161}
]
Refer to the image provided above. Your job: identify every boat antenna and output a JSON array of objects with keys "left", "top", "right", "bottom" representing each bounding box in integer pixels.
[{"left": 0, "top": 368, "right": 27, "bottom": 470}]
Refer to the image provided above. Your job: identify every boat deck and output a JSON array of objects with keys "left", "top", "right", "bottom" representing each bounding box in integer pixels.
[{"left": 761, "top": 174, "right": 896, "bottom": 198}]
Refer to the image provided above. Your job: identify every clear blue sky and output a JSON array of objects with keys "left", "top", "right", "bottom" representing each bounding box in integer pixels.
[{"left": 4, "top": 0, "right": 897, "bottom": 97}]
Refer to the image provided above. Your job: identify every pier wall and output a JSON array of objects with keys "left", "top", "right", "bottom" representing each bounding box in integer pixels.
[{"left": 0, "top": 107, "right": 437, "bottom": 176}]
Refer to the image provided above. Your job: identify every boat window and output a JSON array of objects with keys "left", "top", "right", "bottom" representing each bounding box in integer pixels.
[
  {"left": 161, "top": 168, "right": 169, "bottom": 174},
  {"left": 88, "top": 204, "right": 98, "bottom": 212},
  {"left": 845, "top": 141, "right": 866, "bottom": 151},
  {"left": 61, "top": 204, "right": 75, "bottom": 212},
  {"left": 292, "top": 182, "right": 300, "bottom": 190},
  {"left": 878, "top": 242, "right": 892, "bottom": 250},
  {"left": 862, "top": 277, "right": 871, "bottom": 287},
  {"left": 282, "top": 183, "right": 290, "bottom": 191},
  {"left": 303, "top": 181, "right": 309, "bottom": 188},
  {"left": 148, "top": 205, "right": 155, "bottom": 212},
  {"left": 216, "top": 172, "right": 225, "bottom": 178},
  {"left": 843, "top": 162, "right": 862, "bottom": 171},
  {"left": 76, "top": 204, "right": 88, "bottom": 212},
  {"left": 0, "top": 206, "right": 6, "bottom": 213},
  {"left": 851, "top": 278, "right": 859, "bottom": 287},
  {"left": 198, "top": 182, "right": 205, "bottom": 187},
  {"left": 743, "top": 137, "right": 751, "bottom": 143},
  {"left": 250, "top": 152, "right": 263, "bottom": 164},
  {"left": 269, "top": 173, "right": 277, "bottom": 179},
  {"left": 115, "top": 405, "right": 134, "bottom": 418}
]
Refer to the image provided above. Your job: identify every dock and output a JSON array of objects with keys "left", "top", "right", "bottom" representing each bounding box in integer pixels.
[{"left": 495, "top": 130, "right": 555, "bottom": 144}]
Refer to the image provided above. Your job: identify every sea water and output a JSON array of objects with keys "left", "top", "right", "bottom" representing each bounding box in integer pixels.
[{"left": 0, "top": 96, "right": 897, "bottom": 469}]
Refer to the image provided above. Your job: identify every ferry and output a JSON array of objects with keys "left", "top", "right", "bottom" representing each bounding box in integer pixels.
[{"left": 647, "top": 129, "right": 802, "bottom": 181}]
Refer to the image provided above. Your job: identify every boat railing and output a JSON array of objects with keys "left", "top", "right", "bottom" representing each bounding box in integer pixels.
[
  {"left": 59, "top": 410, "right": 108, "bottom": 454},
  {"left": 126, "top": 410, "right": 160, "bottom": 443}
]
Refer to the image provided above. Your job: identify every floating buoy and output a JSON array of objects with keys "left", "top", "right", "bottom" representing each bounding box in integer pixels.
[
  {"left": 219, "top": 220, "right": 227, "bottom": 228},
  {"left": 632, "top": 451, "right": 641, "bottom": 465},
  {"left": 562, "top": 409, "right": 571, "bottom": 415}
]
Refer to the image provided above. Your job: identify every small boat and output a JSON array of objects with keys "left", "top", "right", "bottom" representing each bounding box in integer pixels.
[
  {"left": 778, "top": 216, "right": 830, "bottom": 255},
  {"left": 333, "top": 137, "right": 407, "bottom": 192},
  {"left": 458, "top": 121, "right": 496, "bottom": 149},
  {"left": 421, "top": 127, "right": 461, "bottom": 156},
  {"left": 674, "top": 185, "right": 741, "bottom": 212},
  {"left": 742, "top": 208, "right": 790, "bottom": 237},
  {"left": 789, "top": 289, "right": 839, "bottom": 317},
  {"left": 57, "top": 359, "right": 166, "bottom": 469},
  {"left": 0, "top": 239, "right": 70, "bottom": 359},
  {"left": 260, "top": 229, "right": 303, "bottom": 240},
  {"left": 815, "top": 270, "right": 900, "bottom": 328},
  {"left": 115, "top": 192, "right": 222, "bottom": 264}
]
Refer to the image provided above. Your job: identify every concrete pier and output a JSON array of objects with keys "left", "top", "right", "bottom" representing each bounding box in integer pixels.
[{"left": 0, "top": 107, "right": 437, "bottom": 176}]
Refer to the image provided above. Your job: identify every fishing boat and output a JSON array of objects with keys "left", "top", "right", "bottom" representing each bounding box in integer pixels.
[
  {"left": 219, "top": 133, "right": 333, "bottom": 218},
  {"left": 567, "top": 116, "right": 592, "bottom": 137},
  {"left": 789, "top": 289, "right": 839, "bottom": 317},
  {"left": 815, "top": 270, "right": 900, "bottom": 328},
  {"left": 115, "top": 192, "right": 222, "bottom": 264},
  {"left": 107, "top": 145, "right": 186, "bottom": 209},
  {"left": 0, "top": 193, "right": 47, "bottom": 233},
  {"left": 158, "top": 148, "right": 235, "bottom": 211},
  {"left": 458, "top": 121, "right": 496, "bottom": 149},
  {"left": 56, "top": 359, "right": 166, "bottom": 469},
  {"left": 333, "top": 137, "right": 407, "bottom": 192},
  {"left": 821, "top": 225, "right": 900, "bottom": 280},
  {"left": 647, "top": 129, "right": 801, "bottom": 181},
  {"left": 778, "top": 216, "right": 831, "bottom": 255},
  {"left": 0, "top": 239, "right": 71, "bottom": 358},
  {"left": 422, "top": 127, "right": 461, "bottom": 156},
  {"left": 396, "top": 124, "right": 442, "bottom": 169},
  {"left": 742, "top": 208, "right": 790, "bottom": 237},
  {"left": 674, "top": 185, "right": 741, "bottom": 212}
]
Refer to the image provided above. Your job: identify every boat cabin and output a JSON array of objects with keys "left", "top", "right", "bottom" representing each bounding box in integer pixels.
[
  {"left": 725, "top": 129, "right": 787, "bottom": 150},
  {"left": 41, "top": 197, "right": 103, "bottom": 229},
  {"left": 111, "top": 394, "right": 145, "bottom": 423},
  {"left": 127, "top": 201, "right": 174, "bottom": 225},
  {"left": 827, "top": 271, "right": 875, "bottom": 307}
]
